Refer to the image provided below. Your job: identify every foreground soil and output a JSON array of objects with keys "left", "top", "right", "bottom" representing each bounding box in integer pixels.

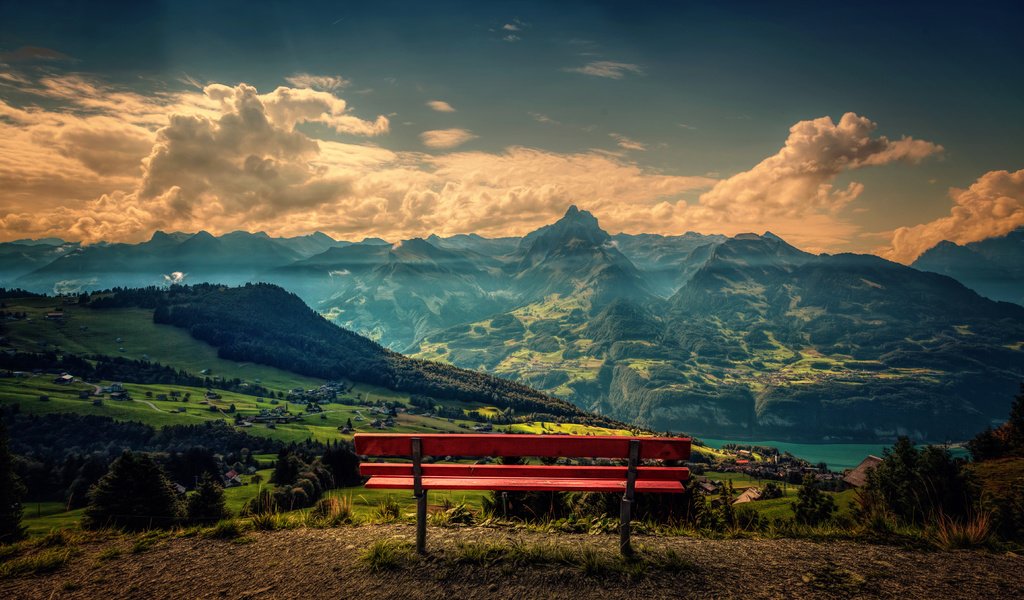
[{"left": 2, "top": 524, "right": 1022, "bottom": 600}]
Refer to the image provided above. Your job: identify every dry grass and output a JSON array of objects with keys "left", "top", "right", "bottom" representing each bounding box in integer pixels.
[
  {"left": 0, "top": 546, "right": 78, "bottom": 579},
  {"left": 930, "top": 511, "right": 992, "bottom": 550}
]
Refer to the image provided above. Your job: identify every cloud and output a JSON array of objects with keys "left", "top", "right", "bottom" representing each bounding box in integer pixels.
[
  {"left": 502, "top": 23, "right": 520, "bottom": 32},
  {"left": 884, "top": 169, "right": 1024, "bottom": 263},
  {"left": 696, "top": 112, "right": 942, "bottom": 223},
  {"left": 0, "top": 75, "right": 943, "bottom": 255},
  {"left": 0, "top": 79, "right": 389, "bottom": 242},
  {"left": 419, "top": 128, "right": 477, "bottom": 149},
  {"left": 426, "top": 100, "right": 456, "bottom": 113},
  {"left": 0, "top": 46, "right": 73, "bottom": 62},
  {"left": 530, "top": 112, "right": 560, "bottom": 125},
  {"left": 284, "top": 73, "right": 350, "bottom": 91},
  {"left": 243, "top": 85, "right": 389, "bottom": 136},
  {"left": 610, "top": 133, "right": 646, "bottom": 152},
  {"left": 504, "top": 34, "right": 521, "bottom": 42},
  {"left": 564, "top": 61, "right": 643, "bottom": 79}
]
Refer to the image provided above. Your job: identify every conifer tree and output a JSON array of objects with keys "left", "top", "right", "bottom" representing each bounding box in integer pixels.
[
  {"left": 83, "top": 451, "right": 182, "bottom": 530},
  {"left": 186, "top": 473, "right": 229, "bottom": 524},
  {"left": 0, "top": 420, "right": 26, "bottom": 543}
]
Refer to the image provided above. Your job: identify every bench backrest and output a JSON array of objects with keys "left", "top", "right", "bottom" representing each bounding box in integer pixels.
[{"left": 354, "top": 433, "right": 691, "bottom": 461}]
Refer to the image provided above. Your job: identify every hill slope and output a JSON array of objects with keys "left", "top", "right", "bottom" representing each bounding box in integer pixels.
[{"left": 87, "top": 283, "right": 621, "bottom": 428}]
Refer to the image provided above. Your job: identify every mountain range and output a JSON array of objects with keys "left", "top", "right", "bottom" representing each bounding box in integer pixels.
[
  {"left": 912, "top": 227, "right": 1024, "bottom": 306},
  {"left": 4, "top": 209, "right": 1023, "bottom": 441}
]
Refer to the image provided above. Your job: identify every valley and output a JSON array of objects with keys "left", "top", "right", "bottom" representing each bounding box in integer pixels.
[{"left": 5, "top": 211, "right": 1023, "bottom": 442}]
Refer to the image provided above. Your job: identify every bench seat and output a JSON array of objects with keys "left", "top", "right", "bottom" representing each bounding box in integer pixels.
[{"left": 364, "top": 475, "right": 686, "bottom": 493}]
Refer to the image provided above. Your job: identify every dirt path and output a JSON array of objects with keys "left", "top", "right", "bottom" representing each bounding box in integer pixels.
[
  {"left": 131, "top": 398, "right": 163, "bottom": 413},
  {"left": 3, "top": 525, "right": 1023, "bottom": 599}
]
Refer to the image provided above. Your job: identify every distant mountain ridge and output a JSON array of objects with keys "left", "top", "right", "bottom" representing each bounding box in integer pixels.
[
  {"left": 912, "top": 227, "right": 1024, "bottom": 306},
  {"left": 5, "top": 209, "right": 1023, "bottom": 441}
]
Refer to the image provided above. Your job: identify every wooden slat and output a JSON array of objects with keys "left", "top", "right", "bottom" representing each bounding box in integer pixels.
[
  {"left": 360, "top": 463, "right": 689, "bottom": 481},
  {"left": 364, "top": 475, "right": 686, "bottom": 494},
  {"left": 354, "top": 433, "right": 691, "bottom": 460}
]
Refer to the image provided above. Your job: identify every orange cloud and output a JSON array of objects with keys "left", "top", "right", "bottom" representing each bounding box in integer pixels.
[
  {"left": 0, "top": 75, "right": 947, "bottom": 252},
  {"left": 420, "top": 128, "right": 477, "bottom": 149},
  {"left": 884, "top": 169, "right": 1024, "bottom": 263}
]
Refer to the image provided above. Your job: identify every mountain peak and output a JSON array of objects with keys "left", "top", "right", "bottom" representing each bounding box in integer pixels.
[{"left": 560, "top": 204, "right": 598, "bottom": 225}]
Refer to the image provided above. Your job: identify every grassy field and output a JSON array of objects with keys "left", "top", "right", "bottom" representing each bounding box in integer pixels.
[
  {"left": 2, "top": 297, "right": 321, "bottom": 391},
  {"left": 0, "top": 375, "right": 508, "bottom": 445}
]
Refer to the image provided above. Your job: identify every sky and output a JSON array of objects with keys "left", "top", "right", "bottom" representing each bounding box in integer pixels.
[{"left": 0, "top": 0, "right": 1022, "bottom": 262}]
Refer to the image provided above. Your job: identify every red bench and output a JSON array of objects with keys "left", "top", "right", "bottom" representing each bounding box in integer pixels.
[{"left": 354, "top": 433, "right": 691, "bottom": 555}]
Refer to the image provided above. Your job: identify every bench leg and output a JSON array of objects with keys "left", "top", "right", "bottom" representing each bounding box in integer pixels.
[
  {"left": 620, "top": 439, "right": 640, "bottom": 557},
  {"left": 416, "top": 490, "right": 427, "bottom": 555},
  {"left": 619, "top": 497, "right": 633, "bottom": 556}
]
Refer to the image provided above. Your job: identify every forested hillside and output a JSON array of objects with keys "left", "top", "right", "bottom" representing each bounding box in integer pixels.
[{"left": 91, "top": 283, "right": 621, "bottom": 428}]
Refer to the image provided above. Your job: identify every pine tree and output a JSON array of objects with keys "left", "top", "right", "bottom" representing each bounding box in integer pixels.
[
  {"left": 1007, "top": 383, "right": 1024, "bottom": 453},
  {"left": 0, "top": 420, "right": 27, "bottom": 543},
  {"left": 83, "top": 451, "right": 182, "bottom": 531},
  {"left": 185, "top": 473, "right": 229, "bottom": 524},
  {"left": 792, "top": 475, "right": 837, "bottom": 525}
]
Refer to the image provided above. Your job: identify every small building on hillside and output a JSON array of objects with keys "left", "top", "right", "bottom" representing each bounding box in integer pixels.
[
  {"left": 733, "top": 487, "right": 762, "bottom": 504},
  {"left": 53, "top": 373, "right": 74, "bottom": 384},
  {"left": 843, "top": 455, "right": 883, "bottom": 488},
  {"left": 697, "top": 480, "right": 719, "bottom": 495}
]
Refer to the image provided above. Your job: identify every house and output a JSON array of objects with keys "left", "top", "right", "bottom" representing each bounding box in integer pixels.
[
  {"left": 223, "top": 475, "right": 243, "bottom": 488},
  {"left": 205, "top": 391, "right": 221, "bottom": 400},
  {"left": 78, "top": 390, "right": 92, "bottom": 399},
  {"left": 733, "top": 487, "right": 762, "bottom": 504},
  {"left": 45, "top": 311, "right": 65, "bottom": 321},
  {"left": 101, "top": 383, "right": 124, "bottom": 394},
  {"left": 697, "top": 481, "right": 719, "bottom": 494},
  {"left": 225, "top": 469, "right": 239, "bottom": 480},
  {"left": 843, "top": 455, "right": 883, "bottom": 488},
  {"left": 53, "top": 373, "right": 74, "bottom": 384},
  {"left": 173, "top": 483, "right": 187, "bottom": 495}
]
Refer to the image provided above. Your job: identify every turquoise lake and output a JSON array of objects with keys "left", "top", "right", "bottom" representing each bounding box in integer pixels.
[{"left": 699, "top": 438, "right": 968, "bottom": 471}]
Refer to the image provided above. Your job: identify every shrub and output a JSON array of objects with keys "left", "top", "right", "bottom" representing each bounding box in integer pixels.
[
  {"left": 360, "top": 539, "right": 413, "bottom": 572},
  {"left": 428, "top": 499, "right": 474, "bottom": 526},
  {"left": 372, "top": 496, "right": 402, "bottom": 522},
  {"left": 241, "top": 489, "right": 279, "bottom": 516},
  {"left": 311, "top": 495, "right": 352, "bottom": 525},
  {"left": 760, "top": 481, "right": 783, "bottom": 500}
]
